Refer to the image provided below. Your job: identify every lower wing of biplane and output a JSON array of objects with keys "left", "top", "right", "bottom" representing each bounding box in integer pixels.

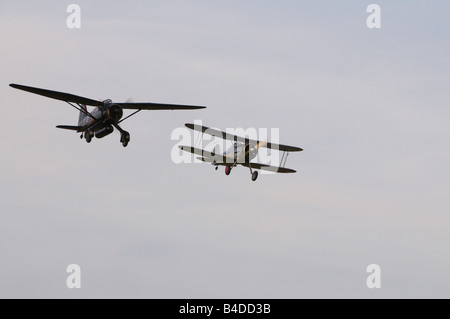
[{"left": 178, "top": 124, "right": 303, "bottom": 181}]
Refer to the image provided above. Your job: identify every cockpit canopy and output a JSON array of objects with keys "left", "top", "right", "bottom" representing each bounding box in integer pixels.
[{"left": 226, "top": 141, "right": 244, "bottom": 154}]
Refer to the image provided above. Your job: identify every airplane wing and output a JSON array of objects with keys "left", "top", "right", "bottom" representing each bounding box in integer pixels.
[
  {"left": 197, "top": 156, "right": 297, "bottom": 173},
  {"left": 117, "top": 103, "right": 206, "bottom": 110},
  {"left": 9, "top": 84, "right": 103, "bottom": 107},
  {"left": 184, "top": 123, "right": 303, "bottom": 152},
  {"left": 10, "top": 84, "right": 206, "bottom": 110},
  {"left": 241, "top": 162, "right": 297, "bottom": 173}
]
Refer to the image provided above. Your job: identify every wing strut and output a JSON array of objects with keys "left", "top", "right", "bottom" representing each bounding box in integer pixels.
[
  {"left": 280, "top": 151, "right": 290, "bottom": 168},
  {"left": 65, "top": 101, "right": 96, "bottom": 121},
  {"left": 118, "top": 109, "right": 142, "bottom": 123},
  {"left": 195, "top": 129, "right": 203, "bottom": 149}
]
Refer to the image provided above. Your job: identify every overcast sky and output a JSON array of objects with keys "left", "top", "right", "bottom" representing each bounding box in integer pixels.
[{"left": 1, "top": 1, "right": 449, "bottom": 298}]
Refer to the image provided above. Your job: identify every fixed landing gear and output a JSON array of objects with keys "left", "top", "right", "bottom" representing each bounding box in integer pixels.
[
  {"left": 249, "top": 165, "right": 258, "bottom": 181},
  {"left": 81, "top": 125, "right": 130, "bottom": 147},
  {"left": 113, "top": 123, "right": 130, "bottom": 147},
  {"left": 215, "top": 166, "right": 218, "bottom": 171},
  {"left": 85, "top": 131, "right": 93, "bottom": 143},
  {"left": 223, "top": 165, "right": 259, "bottom": 181},
  {"left": 120, "top": 131, "right": 130, "bottom": 147}
]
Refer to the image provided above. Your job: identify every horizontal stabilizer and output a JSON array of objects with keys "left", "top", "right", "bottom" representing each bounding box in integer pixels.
[
  {"left": 197, "top": 157, "right": 228, "bottom": 165},
  {"left": 179, "top": 145, "right": 232, "bottom": 163},
  {"left": 56, "top": 125, "right": 83, "bottom": 132},
  {"left": 179, "top": 145, "right": 215, "bottom": 157}
]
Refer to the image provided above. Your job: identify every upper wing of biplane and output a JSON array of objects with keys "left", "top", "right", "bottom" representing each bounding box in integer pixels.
[{"left": 184, "top": 123, "right": 303, "bottom": 152}]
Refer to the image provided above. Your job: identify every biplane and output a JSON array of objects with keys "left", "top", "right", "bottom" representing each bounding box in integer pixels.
[
  {"left": 179, "top": 123, "right": 303, "bottom": 181},
  {"left": 9, "top": 84, "right": 206, "bottom": 147}
]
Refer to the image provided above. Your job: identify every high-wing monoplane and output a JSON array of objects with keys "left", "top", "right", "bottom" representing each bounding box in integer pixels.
[
  {"left": 179, "top": 123, "right": 303, "bottom": 181},
  {"left": 10, "top": 84, "right": 206, "bottom": 147}
]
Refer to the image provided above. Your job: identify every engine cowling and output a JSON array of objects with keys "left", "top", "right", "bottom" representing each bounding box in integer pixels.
[
  {"left": 95, "top": 125, "right": 114, "bottom": 139},
  {"left": 104, "top": 104, "right": 123, "bottom": 122}
]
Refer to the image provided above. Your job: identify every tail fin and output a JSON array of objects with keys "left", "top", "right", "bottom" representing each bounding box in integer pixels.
[{"left": 78, "top": 104, "right": 87, "bottom": 126}]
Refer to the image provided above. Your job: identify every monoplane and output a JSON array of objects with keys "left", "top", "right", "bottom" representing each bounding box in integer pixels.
[{"left": 10, "top": 84, "right": 206, "bottom": 147}]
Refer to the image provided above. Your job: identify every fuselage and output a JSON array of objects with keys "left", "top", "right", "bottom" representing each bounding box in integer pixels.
[
  {"left": 80, "top": 100, "right": 124, "bottom": 138},
  {"left": 223, "top": 142, "right": 258, "bottom": 165}
]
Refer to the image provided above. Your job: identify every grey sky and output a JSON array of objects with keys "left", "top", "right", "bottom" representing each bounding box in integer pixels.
[{"left": 1, "top": 1, "right": 449, "bottom": 298}]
